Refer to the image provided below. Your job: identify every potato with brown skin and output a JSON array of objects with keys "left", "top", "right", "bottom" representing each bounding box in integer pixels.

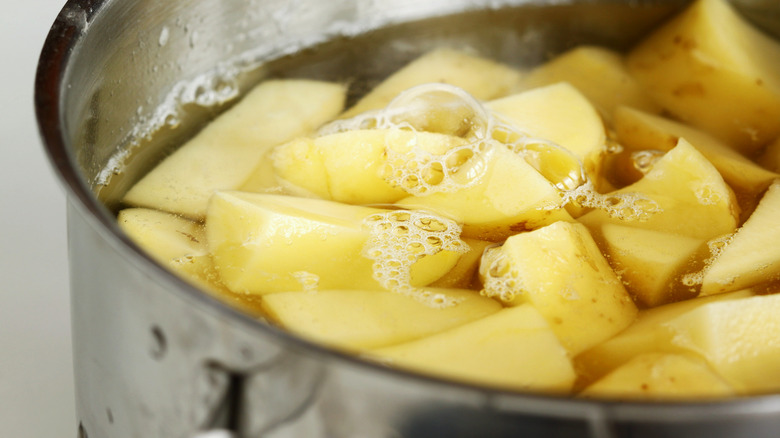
[{"left": 627, "top": 0, "right": 780, "bottom": 155}]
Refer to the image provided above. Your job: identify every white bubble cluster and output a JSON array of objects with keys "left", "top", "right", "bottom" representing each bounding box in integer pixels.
[
  {"left": 362, "top": 210, "right": 469, "bottom": 307},
  {"left": 292, "top": 271, "right": 320, "bottom": 293},
  {"left": 479, "top": 245, "right": 523, "bottom": 302},
  {"left": 561, "top": 180, "right": 662, "bottom": 222},
  {"left": 682, "top": 233, "right": 734, "bottom": 287}
]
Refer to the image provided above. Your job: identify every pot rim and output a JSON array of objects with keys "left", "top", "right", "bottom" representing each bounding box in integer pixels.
[{"left": 35, "top": 0, "right": 780, "bottom": 423}]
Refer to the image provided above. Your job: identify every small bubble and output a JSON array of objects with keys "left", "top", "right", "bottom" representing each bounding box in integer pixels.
[
  {"left": 158, "top": 26, "right": 170, "bottom": 46},
  {"left": 632, "top": 150, "right": 664, "bottom": 174}
]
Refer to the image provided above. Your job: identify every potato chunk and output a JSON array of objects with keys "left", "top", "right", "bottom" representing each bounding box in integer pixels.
[
  {"left": 262, "top": 288, "right": 501, "bottom": 350},
  {"left": 117, "top": 208, "right": 265, "bottom": 315},
  {"left": 480, "top": 221, "right": 637, "bottom": 355},
  {"left": 518, "top": 46, "right": 661, "bottom": 123},
  {"left": 627, "top": 0, "right": 780, "bottom": 154},
  {"left": 579, "top": 138, "right": 739, "bottom": 241},
  {"left": 396, "top": 142, "right": 571, "bottom": 241},
  {"left": 487, "top": 83, "right": 607, "bottom": 189},
  {"left": 429, "top": 238, "right": 493, "bottom": 289},
  {"left": 701, "top": 180, "right": 780, "bottom": 295},
  {"left": 270, "top": 129, "right": 466, "bottom": 204},
  {"left": 613, "top": 106, "right": 778, "bottom": 205},
  {"left": 369, "top": 305, "right": 576, "bottom": 392},
  {"left": 666, "top": 293, "right": 780, "bottom": 393},
  {"left": 596, "top": 224, "right": 705, "bottom": 307},
  {"left": 575, "top": 289, "right": 754, "bottom": 383},
  {"left": 342, "top": 48, "right": 523, "bottom": 117},
  {"left": 123, "top": 80, "right": 346, "bottom": 219},
  {"left": 206, "top": 192, "right": 461, "bottom": 294},
  {"left": 580, "top": 353, "right": 734, "bottom": 400}
]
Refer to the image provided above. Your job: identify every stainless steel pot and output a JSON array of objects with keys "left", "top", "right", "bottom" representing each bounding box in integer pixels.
[{"left": 36, "top": 0, "right": 780, "bottom": 437}]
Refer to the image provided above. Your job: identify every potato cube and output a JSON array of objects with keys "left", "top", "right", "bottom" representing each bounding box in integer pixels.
[
  {"left": 613, "top": 106, "right": 778, "bottom": 213},
  {"left": 480, "top": 221, "right": 637, "bottom": 355},
  {"left": 117, "top": 208, "right": 265, "bottom": 315},
  {"left": 627, "top": 0, "right": 780, "bottom": 154},
  {"left": 666, "top": 293, "right": 780, "bottom": 393},
  {"left": 270, "top": 129, "right": 466, "bottom": 204},
  {"left": 595, "top": 224, "right": 706, "bottom": 307},
  {"left": 580, "top": 353, "right": 734, "bottom": 399},
  {"left": 262, "top": 288, "right": 501, "bottom": 350},
  {"left": 487, "top": 83, "right": 607, "bottom": 190},
  {"left": 342, "top": 48, "right": 523, "bottom": 117},
  {"left": 519, "top": 46, "right": 661, "bottom": 123},
  {"left": 123, "top": 80, "right": 346, "bottom": 218},
  {"left": 429, "top": 238, "right": 493, "bottom": 289},
  {"left": 579, "top": 138, "right": 739, "bottom": 241},
  {"left": 206, "top": 192, "right": 461, "bottom": 294},
  {"left": 702, "top": 180, "right": 780, "bottom": 295},
  {"left": 575, "top": 289, "right": 754, "bottom": 383},
  {"left": 369, "top": 305, "right": 576, "bottom": 392},
  {"left": 396, "top": 142, "right": 572, "bottom": 241}
]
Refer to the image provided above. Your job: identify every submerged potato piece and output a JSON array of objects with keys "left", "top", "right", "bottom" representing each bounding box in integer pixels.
[
  {"left": 579, "top": 138, "right": 739, "bottom": 241},
  {"left": 369, "top": 305, "right": 576, "bottom": 392},
  {"left": 270, "top": 129, "right": 466, "bottom": 204},
  {"left": 429, "top": 238, "right": 493, "bottom": 289},
  {"left": 518, "top": 46, "right": 661, "bottom": 123},
  {"left": 580, "top": 353, "right": 734, "bottom": 400},
  {"left": 263, "top": 288, "right": 501, "bottom": 350},
  {"left": 488, "top": 83, "right": 607, "bottom": 188},
  {"left": 596, "top": 224, "right": 705, "bottom": 307},
  {"left": 627, "top": 0, "right": 780, "bottom": 154},
  {"left": 117, "top": 208, "right": 265, "bottom": 315},
  {"left": 342, "top": 48, "right": 524, "bottom": 117},
  {"left": 206, "top": 192, "right": 461, "bottom": 294},
  {"left": 666, "top": 293, "right": 780, "bottom": 393},
  {"left": 613, "top": 106, "right": 778, "bottom": 203},
  {"left": 702, "top": 180, "right": 780, "bottom": 295},
  {"left": 574, "top": 289, "right": 754, "bottom": 383},
  {"left": 396, "top": 142, "right": 571, "bottom": 241},
  {"left": 481, "top": 221, "right": 637, "bottom": 356},
  {"left": 124, "top": 80, "right": 346, "bottom": 219}
]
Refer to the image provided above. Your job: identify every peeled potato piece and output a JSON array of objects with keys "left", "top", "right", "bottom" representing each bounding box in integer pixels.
[
  {"left": 613, "top": 106, "right": 778, "bottom": 206},
  {"left": 595, "top": 224, "right": 706, "bottom": 308},
  {"left": 701, "top": 180, "right": 780, "bottom": 295},
  {"left": 369, "top": 305, "right": 576, "bottom": 392},
  {"left": 627, "top": 0, "right": 780, "bottom": 155},
  {"left": 396, "top": 142, "right": 572, "bottom": 241},
  {"left": 480, "top": 221, "right": 637, "bottom": 356},
  {"left": 270, "top": 129, "right": 466, "bottom": 205},
  {"left": 518, "top": 46, "right": 661, "bottom": 123},
  {"left": 666, "top": 293, "right": 780, "bottom": 393},
  {"left": 117, "top": 208, "right": 265, "bottom": 316},
  {"left": 574, "top": 289, "right": 754, "bottom": 384},
  {"left": 342, "top": 48, "right": 524, "bottom": 118},
  {"left": 487, "top": 83, "right": 607, "bottom": 190},
  {"left": 262, "top": 288, "right": 501, "bottom": 351},
  {"left": 580, "top": 353, "right": 734, "bottom": 400},
  {"left": 124, "top": 80, "right": 346, "bottom": 219},
  {"left": 579, "top": 138, "right": 739, "bottom": 241},
  {"left": 429, "top": 238, "right": 493, "bottom": 289},
  {"left": 206, "top": 192, "right": 462, "bottom": 294}
]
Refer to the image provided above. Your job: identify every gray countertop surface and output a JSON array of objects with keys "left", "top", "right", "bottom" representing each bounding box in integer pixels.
[{"left": 1, "top": 1, "right": 76, "bottom": 436}]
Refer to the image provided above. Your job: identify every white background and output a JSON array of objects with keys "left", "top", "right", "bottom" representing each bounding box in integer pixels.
[{"left": 1, "top": 0, "right": 76, "bottom": 436}]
